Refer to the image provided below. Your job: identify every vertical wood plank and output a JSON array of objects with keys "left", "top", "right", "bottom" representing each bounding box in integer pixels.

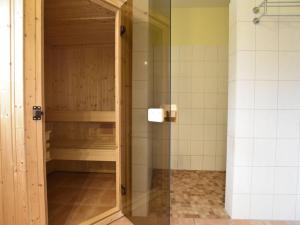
[
  {"left": 115, "top": 9, "right": 122, "bottom": 210},
  {"left": 120, "top": 0, "right": 132, "bottom": 213},
  {"left": 24, "top": 0, "right": 47, "bottom": 224},
  {"left": 11, "top": 0, "right": 29, "bottom": 224},
  {"left": 0, "top": 0, "right": 17, "bottom": 224}
]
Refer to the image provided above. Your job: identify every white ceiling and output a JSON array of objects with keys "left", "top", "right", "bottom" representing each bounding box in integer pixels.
[{"left": 172, "top": 0, "right": 230, "bottom": 8}]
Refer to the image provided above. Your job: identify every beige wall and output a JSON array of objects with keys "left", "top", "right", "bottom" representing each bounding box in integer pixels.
[{"left": 171, "top": 6, "right": 229, "bottom": 171}]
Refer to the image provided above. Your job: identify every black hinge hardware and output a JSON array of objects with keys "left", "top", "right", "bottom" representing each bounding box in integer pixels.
[
  {"left": 120, "top": 25, "right": 126, "bottom": 36},
  {"left": 33, "top": 106, "right": 43, "bottom": 121},
  {"left": 121, "top": 185, "right": 126, "bottom": 195}
]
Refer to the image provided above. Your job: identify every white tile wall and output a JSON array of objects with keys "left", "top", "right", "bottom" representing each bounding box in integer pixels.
[
  {"left": 227, "top": 0, "right": 300, "bottom": 221},
  {"left": 171, "top": 45, "right": 228, "bottom": 171}
]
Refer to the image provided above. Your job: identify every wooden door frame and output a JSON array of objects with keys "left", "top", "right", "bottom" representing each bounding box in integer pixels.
[{"left": 24, "top": 0, "right": 126, "bottom": 224}]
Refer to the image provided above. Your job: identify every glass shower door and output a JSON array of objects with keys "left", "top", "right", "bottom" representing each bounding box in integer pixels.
[{"left": 127, "top": 0, "right": 171, "bottom": 224}]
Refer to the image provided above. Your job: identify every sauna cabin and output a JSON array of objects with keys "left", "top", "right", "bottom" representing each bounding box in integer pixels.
[{"left": 44, "top": 0, "right": 125, "bottom": 224}]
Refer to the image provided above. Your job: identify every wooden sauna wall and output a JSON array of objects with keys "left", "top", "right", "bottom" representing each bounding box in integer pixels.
[
  {"left": 45, "top": 46, "right": 116, "bottom": 145},
  {"left": 45, "top": 5, "right": 117, "bottom": 172}
]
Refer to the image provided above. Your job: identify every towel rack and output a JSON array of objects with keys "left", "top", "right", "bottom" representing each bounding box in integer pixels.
[{"left": 253, "top": 0, "right": 300, "bottom": 24}]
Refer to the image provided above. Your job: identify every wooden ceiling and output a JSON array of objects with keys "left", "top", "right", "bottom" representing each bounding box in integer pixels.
[{"left": 45, "top": 0, "right": 116, "bottom": 46}]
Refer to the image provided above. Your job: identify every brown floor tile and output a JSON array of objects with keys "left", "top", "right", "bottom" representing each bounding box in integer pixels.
[
  {"left": 194, "top": 219, "right": 233, "bottom": 225},
  {"left": 171, "top": 170, "right": 228, "bottom": 219},
  {"left": 170, "top": 217, "right": 195, "bottom": 225}
]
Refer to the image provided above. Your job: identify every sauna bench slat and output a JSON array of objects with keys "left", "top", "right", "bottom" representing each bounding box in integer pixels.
[
  {"left": 50, "top": 148, "right": 117, "bottom": 162},
  {"left": 46, "top": 111, "right": 116, "bottom": 122}
]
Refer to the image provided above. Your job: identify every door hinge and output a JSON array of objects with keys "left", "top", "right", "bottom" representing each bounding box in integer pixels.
[
  {"left": 33, "top": 106, "right": 43, "bottom": 121},
  {"left": 120, "top": 25, "right": 126, "bottom": 36},
  {"left": 121, "top": 185, "right": 126, "bottom": 195}
]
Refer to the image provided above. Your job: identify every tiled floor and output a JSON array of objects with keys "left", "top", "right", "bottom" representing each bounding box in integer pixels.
[
  {"left": 47, "top": 172, "right": 116, "bottom": 225},
  {"left": 171, "top": 170, "right": 228, "bottom": 219},
  {"left": 110, "top": 217, "right": 300, "bottom": 225}
]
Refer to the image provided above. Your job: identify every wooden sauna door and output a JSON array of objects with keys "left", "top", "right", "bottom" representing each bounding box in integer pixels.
[{"left": 23, "top": 0, "right": 127, "bottom": 224}]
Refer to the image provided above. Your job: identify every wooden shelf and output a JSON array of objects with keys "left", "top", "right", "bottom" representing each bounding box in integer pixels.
[
  {"left": 46, "top": 111, "right": 115, "bottom": 122},
  {"left": 48, "top": 139, "right": 117, "bottom": 162}
]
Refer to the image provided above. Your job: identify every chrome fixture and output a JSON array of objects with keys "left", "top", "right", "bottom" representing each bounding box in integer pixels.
[{"left": 253, "top": 0, "right": 300, "bottom": 24}]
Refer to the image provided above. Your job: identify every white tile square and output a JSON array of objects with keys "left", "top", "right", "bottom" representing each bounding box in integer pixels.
[
  {"left": 278, "top": 81, "right": 300, "bottom": 109},
  {"left": 171, "top": 139, "right": 178, "bottom": 155},
  {"left": 204, "top": 109, "right": 217, "bottom": 125},
  {"left": 192, "top": 77, "right": 205, "bottom": 93},
  {"left": 177, "top": 155, "right": 191, "bottom": 170},
  {"left": 296, "top": 196, "right": 300, "bottom": 220},
  {"left": 191, "top": 141, "right": 204, "bottom": 156},
  {"left": 232, "top": 194, "right": 250, "bottom": 219},
  {"left": 203, "top": 141, "right": 217, "bottom": 156},
  {"left": 202, "top": 156, "right": 216, "bottom": 171},
  {"left": 250, "top": 195, "right": 273, "bottom": 219},
  {"left": 276, "top": 139, "right": 299, "bottom": 166},
  {"left": 251, "top": 167, "right": 274, "bottom": 194},
  {"left": 178, "top": 140, "right": 191, "bottom": 156},
  {"left": 233, "top": 166, "right": 251, "bottom": 193},
  {"left": 178, "top": 93, "right": 192, "bottom": 109},
  {"left": 254, "top": 110, "right": 277, "bottom": 138},
  {"left": 273, "top": 195, "right": 297, "bottom": 220},
  {"left": 217, "top": 125, "right": 227, "bottom": 141},
  {"left": 255, "top": 81, "right": 278, "bottom": 109},
  {"left": 277, "top": 110, "right": 300, "bottom": 138},
  {"left": 204, "top": 78, "right": 218, "bottom": 93},
  {"left": 204, "top": 125, "right": 217, "bottom": 141},
  {"left": 191, "top": 93, "right": 205, "bottom": 109},
  {"left": 279, "top": 52, "right": 300, "bottom": 81},
  {"left": 235, "top": 81, "right": 255, "bottom": 109},
  {"left": 234, "top": 138, "right": 253, "bottom": 166},
  {"left": 216, "top": 156, "right": 226, "bottom": 171},
  {"left": 171, "top": 156, "right": 178, "bottom": 170},
  {"left": 191, "top": 156, "right": 203, "bottom": 170},
  {"left": 256, "top": 52, "right": 278, "bottom": 81},
  {"left": 178, "top": 109, "right": 192, "bottom": 125},
  {"left": 235, "top": 109, "right": 254, "bottom": 138},
  {"left": 253, "top": 139, "right": 276, "bottom": 166},
  {"left": 279, "top": 22, "right": 300, "bottom": 51},
  {"left": 179, "top": 125, "right": 192, "bottom": 140},
  {"left": 216, "top": 141, "right": 226, "bottom": 156},
  {"left": 204, "top": 93, "right": 218, "bottom": 109},
  {"left": 236, "top": 51, "right": 255, "bottom": 80},
  {"left": 191, "top": 125, "right": 204, "bottom": 141},
  {"left": 256, "top": 22, "right": 279, "bottom": 51},
  {"left": 274, "top": 167, "right": 298, "bottom": 194},
  {"left": 192, "top": 109, "right": 204, "bottom": 125}
]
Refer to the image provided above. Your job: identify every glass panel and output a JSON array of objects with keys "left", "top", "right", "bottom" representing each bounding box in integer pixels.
[{"left": 127, "top": 0, "right": 171, "bottom": 224}]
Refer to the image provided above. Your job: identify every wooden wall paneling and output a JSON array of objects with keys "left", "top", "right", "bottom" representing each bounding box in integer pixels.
[
  {"left": 45, "top": 0, "right": 115, "bottom": 21},
  {"left": 24, "top": 0, "right": 48, "bottom": 224},
  {"left": 0, "top": 0, "right": 29, "bottom": 224},
  {"left": 45, "top": 45, "right": 115, "bottom": 111},
  {"left": 13, "top": 0, "right": 29, "bottom": 224},
  {"left": 0, "top": 0, "right": 17, "bottom": 224}
]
